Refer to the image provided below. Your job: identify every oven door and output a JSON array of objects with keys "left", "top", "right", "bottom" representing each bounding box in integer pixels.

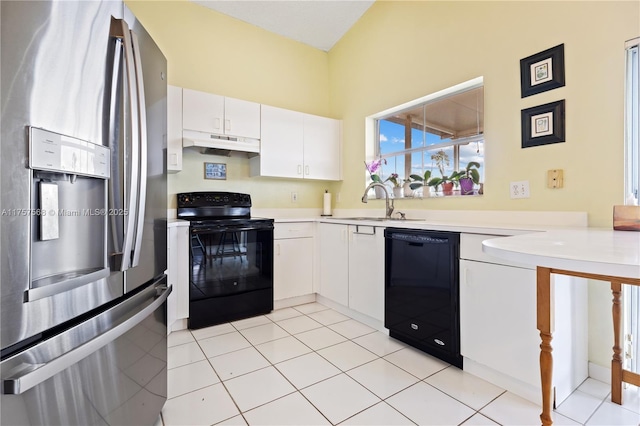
[{"left": 188, "top": 221, "right": 274, "bottom": 328}]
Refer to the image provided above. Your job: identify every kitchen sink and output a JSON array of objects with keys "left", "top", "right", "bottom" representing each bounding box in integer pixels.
[{"left": 336, "top": 217, "right": 425, "bottom": 222}]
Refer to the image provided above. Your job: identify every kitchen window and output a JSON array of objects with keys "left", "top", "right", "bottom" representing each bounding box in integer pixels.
[
  {"left": 367, "top": 77, "right": 484, "bottom": 197},
  {"left": 625, "top": 38, "right": 639, "bottom": 205},
  {"left": 624, "top": 37, "right": 639, "bottom": 375}
]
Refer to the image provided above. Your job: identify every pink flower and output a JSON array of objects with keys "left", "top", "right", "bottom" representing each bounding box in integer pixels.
[
  {"left": 365, "top": 158, "right": 386, "bottom": 183},
  {"left": 365, "top": 159, "right": 382, "bottom": 174}
]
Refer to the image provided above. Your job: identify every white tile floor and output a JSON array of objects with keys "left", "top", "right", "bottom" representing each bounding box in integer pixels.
[{"left": 161, "top": 303, "right": 640, "bottom": 426}]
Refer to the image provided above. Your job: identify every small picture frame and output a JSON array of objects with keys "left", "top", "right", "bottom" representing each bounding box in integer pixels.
[
  {"left": 520, "top": 44, "right": 565, "bottom": 98},
  {"left": 521, "top": 100, "right": 565, "bottom": 148},
  {"left": 204, "top": 162, "right": 227, "bottom": 180}
]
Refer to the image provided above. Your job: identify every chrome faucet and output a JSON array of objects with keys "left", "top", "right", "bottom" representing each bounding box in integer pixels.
[{"left": 361, "top": 182, "right": 394, "bottom": 219}]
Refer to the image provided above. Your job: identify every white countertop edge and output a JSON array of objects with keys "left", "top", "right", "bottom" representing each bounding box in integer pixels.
[
  {"left": 482, "top": 230, "right": 640, "bottom": 279},
  {"left": 168, "top": 219, "right": 190, "bottom": 227}
]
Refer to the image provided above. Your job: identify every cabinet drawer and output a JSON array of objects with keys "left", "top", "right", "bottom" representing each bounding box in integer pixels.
[
  {"left": 274, "top": 222, "right": 314, "bottom": 239},
  {"left": 460, "top": 233, "right": 533, "bottom": 269}
]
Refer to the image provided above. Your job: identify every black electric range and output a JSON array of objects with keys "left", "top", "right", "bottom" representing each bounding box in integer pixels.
[{"left": 177, "top": 192, "right": 274, "bottom": 329}]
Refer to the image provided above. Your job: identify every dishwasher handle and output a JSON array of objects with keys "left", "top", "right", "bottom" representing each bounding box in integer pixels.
[{"left": 387, "top": 232, "right": 449, "bottom": 244}]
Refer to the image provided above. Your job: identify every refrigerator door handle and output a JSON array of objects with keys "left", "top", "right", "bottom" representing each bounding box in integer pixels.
[
  {"left": 1, "top": 285, "right": 172, "bottom": 395},
  {"left": 130, "top": 29, "right": 147, "bottom": 268},
  {"left": 111, "top": 18, "right": 140, "bottom": 271}
]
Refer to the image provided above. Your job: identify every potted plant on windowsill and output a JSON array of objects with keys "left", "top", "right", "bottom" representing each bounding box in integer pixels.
[
  {"left": 428, "top": 149, "right": 462, "bottom": 195},
  {"left": 429, "top": 173, "right": 463, "bottom": 195},
  {"left": 458, "top": 162, "right": 481, "bottom": 195},
  {"left": 409, "top": 170, "right": 432, "bottom": 197},
  {"left": 386, "top": 173, "right": 403, "bottom": 198}
]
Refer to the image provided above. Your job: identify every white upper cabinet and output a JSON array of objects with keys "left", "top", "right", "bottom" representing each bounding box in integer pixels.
[
  {"left": 250, "top": 105, "right": 342, "bottom": 181},
  {"left": 224, "top": 97, "right": 261, "bottom": 140},
  {"left": 182, "top": 88, "right": 260, "bottom": 139},
  {"left": 303, "top": 114, "right": 341, "bottom": 180},
  {"left": 253, "top": 105, "right": 304, "bottom": 178},
  {"left": 182, "top": 88, "right": 224, "bottom": 134}
]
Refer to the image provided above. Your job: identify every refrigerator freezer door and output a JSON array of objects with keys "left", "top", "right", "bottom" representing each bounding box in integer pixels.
[{"left": 1, "top": 280, "right": 170, "bottom": 425}]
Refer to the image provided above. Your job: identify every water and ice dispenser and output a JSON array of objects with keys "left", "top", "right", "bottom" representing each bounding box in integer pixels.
[{"left": 27, "top": 127, "right": 111, "bottom": 301}]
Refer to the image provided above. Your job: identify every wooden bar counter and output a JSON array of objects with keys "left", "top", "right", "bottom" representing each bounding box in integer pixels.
[{"left": 483, "top": 229, "right": 640, "bottom": 426}]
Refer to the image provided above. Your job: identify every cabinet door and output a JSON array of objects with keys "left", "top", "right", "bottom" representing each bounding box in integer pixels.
[
  {"left": 348, "top": 226, "right": 384, "bottom": 321},
  {"left": 318, "top": 223, "right": 349, "bottom": 305},
  {"left": 182, "top": 88, "right": 224, "bottom": 133},
  {"left": 224, "top": 97, "right": 260, "bottom": 139},
  {"left": 274, "top": 237, "right": 313, "bottom": 300},
  {"left": 259, "top": 105, "right": 304, "bottom": 178},
  {"left": 167, "top": 85, "right": 183, "bottom": 173},
  {"left": 175, "top": 226, "right": 190, "bottom": 320},
  {"left": 460, "top": 259, "right": 540, "bottom": 386},
  {"left": 167, "top": 227, "right": 177, "bottom": 330},
  {"left": 303, "top": 114, "right": 341, "bottom": 180}
]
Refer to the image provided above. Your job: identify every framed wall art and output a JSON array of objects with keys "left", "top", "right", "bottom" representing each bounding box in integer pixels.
[
  {"left": 204, "top": 162, "right": 227, "bottom": 180},
  {"left": 521, "top": 100, "right": 565, "bottom": 148},
  {"left": 520, "top": 44, "right": 565, "bottom": 98}
]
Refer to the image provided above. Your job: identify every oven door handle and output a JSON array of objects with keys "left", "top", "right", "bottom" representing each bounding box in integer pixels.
[{"left": 192, "top": 225, "right": 273, "bottom": 233}]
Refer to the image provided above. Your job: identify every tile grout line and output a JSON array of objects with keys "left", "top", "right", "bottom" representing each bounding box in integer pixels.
[{"left": 170, "top": 303, "right": 630, "bottom": 426}]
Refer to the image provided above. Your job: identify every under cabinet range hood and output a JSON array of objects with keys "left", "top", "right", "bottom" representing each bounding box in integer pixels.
[{"left": 183, "top": 129, "right": 260, "bottom": 155}]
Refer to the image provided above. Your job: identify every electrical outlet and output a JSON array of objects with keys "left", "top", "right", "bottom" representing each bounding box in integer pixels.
[
  {"left": 510, "top": 180, "right": 530, "bottom": 199},
  {"left": 291, "top": 192, "right": 298, "bottom": 203}
]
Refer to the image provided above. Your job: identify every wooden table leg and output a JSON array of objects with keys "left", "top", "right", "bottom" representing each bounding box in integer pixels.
[
  {"left": 611, "top": 281, "right": 623, "bottom": 405},
  {"left": 537, "top": 267, "right": 554, "bottom": 426}
]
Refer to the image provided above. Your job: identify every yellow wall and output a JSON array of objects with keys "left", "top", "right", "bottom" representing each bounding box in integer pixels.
[
  {"left": 329, "top": 0, "right": 638, "bottom": 370},
  {"left": 129, "top": 0, "right": 639, "bottom": 369},
  {"left": 330, "top": 1, "right": 639, "bottom": 228},
  {"left": 127, "top": 0, "right": 340, "bottom": 209}
]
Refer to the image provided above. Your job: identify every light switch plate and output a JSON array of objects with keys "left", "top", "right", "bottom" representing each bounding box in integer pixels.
[{"left": 547, "top": 169, "right": 564, "bottom": 188}]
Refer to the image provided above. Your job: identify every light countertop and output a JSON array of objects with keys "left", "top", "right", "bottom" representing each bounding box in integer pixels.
[{"left": 482, "top": 229, "right": 640, "bottom": 278}]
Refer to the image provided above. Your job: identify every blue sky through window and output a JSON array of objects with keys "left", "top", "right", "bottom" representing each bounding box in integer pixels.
[{"left": 378, "top": 119, "right": 484, "bottom": 183}]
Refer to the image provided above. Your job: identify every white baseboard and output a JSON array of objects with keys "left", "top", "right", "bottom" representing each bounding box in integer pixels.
[
  {"left": 169, "top": 318, "right": 188, "bottom": 333},
  {"left": 463, "top": 358, "right": 544, "bottom": 405},
  {"left": 314, "top": 294, "right": 385, "bottom": 333},
  {"left": 588, "top": 362, "right": 611, "bottom": 385},
  {"left": 274, "top": 294, "right": 316, "bottom": 310}
]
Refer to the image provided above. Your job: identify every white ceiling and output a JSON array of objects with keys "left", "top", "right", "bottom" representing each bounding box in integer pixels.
[{"left": 191, "top": 0, "right": 375, "bottom": 51}]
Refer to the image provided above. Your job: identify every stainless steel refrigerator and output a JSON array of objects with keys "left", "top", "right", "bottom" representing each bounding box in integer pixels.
[{"left": 0, "top": 1, "right": 169, "bottom": 424}]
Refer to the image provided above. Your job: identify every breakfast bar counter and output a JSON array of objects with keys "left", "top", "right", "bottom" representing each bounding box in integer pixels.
[{"left": 483, "top": 229, "right": 640, "bottom": 426}]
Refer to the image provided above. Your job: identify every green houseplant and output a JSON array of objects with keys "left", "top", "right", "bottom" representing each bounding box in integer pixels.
[
  {"left": 458, "top": 161, "right": 481, "bottom": 195},
  {"left": 427, "top": 149, "right": 462, "bottom": 195},
  {"left": 409, "top": 170, "right": 433, "bottom": 197},
  {"left": 429, "top": 172, "right": 463, "bottom": 195}
]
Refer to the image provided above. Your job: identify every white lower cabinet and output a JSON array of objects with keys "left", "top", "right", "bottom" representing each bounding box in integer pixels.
[
  {"left": 318, "top": 223, "right": 384, "bottom": 322},
  {"left": 274, "top": 222, "right": 314, "bottom": 301},
  {"left": 167, "top": 223, "right": 189, "bottom": 331},
  {"left": 318, "top": 223, "right": 349, "bottom": 306},
  {"left": 460, "top": 233, "right": 588, "bottom": 406},
  {"left": 348, "top": 226, "right": 384, "bottom": 322}
]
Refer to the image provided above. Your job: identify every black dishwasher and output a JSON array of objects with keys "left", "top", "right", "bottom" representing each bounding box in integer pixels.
[{"left": 384, "top": 228, "right": 462, "bottom": 368}]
